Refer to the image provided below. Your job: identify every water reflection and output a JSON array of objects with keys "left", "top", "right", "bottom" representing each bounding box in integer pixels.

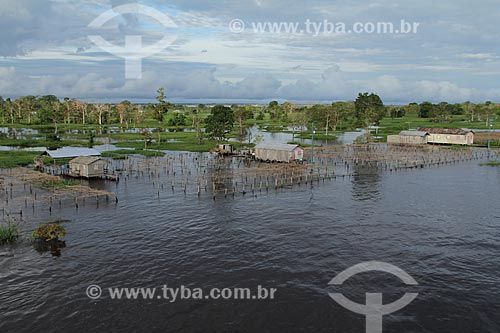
[
  {"left": 33, "top": 239, "right": 66, "bottom": 257},
  {"left": 350, "top": 146, "right": 382, "bottom": 201}
]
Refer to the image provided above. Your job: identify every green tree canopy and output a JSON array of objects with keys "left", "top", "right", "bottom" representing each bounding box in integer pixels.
[
  {"left": 205, "top": 105, "right": 234, "bottom": 142},
  {"left": 354, "top": 93, "right": 385, "bottom": 128}
]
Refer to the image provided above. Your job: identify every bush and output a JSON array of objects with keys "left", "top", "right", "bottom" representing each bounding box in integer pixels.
[
  {"left": 0, "top": 220, "right": 20, "bottom": 244},
  {"left": 33, "top": 223, "right": 66, "bottom": 241}
]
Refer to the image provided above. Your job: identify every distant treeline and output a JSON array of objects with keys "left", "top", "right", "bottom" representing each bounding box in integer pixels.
[{"left": 0, "top": 92, "right": 498, "bottom": 130}]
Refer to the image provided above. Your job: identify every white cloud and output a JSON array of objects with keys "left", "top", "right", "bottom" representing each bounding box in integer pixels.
[{"left": 1, "top": 0, "right": 500, "bottom": 103}]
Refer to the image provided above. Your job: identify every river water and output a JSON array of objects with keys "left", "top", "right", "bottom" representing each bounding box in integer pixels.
[{"left": 1, "top": 154, "right": 499, "bottom": 332}]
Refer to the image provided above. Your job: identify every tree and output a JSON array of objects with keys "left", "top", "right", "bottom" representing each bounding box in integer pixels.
[
  {"left": 389, "top": 107, "right": 405, "bottom": 118},
  {"left": 354, "top": 93, "right": 385, "bottom": 129},
  {"left": 205, "top": 105, "right": 234, "bottom": 142},
  {"left": 5, "top": 98, "right": 15, "bottom": 124},
  {"left": 167, "top": 113, "right": 187, "bottom": 130},
  {"left": 307, "top": 104, "right": 329, "bottom": 132},
  {"left": 153, "top": 87, "right": 169, "bottom": 122},
  {"left": 233, "top": 106, "right": 253, "bottom": 142},
  {"left": 268, "top": 101, "right": 279, "bottom": 109},
  {"left": 419, "top": 101, "right": 434, "bottom": 118},
  {"left": 15, "top": 95, "right": 36, "bottom": 124},
  {"left": 190, "top": 109, "right": 204, "bottom": 144},
  {"left": 0, "top": 96, "right": 5, "bottom": 124},
  {"left": 36, "top": 95, "right": 61, "bottom": 125},
  {"left": 282, "top": 101, "right": 294, "bottom": 116},
  {"left": 482, "top": 101, "right": 494, "bottom": 126},
  {"left": 330, "top": 102, "right": 350, "bottom": 133},
  {"left": 433, "top": 102, "right": 452, "bottom": 122},
  {"left": 94, "top": 104, "right": 111, "bottom": 126},
  {"left": 116, "top": 100, "right": 134, "bottom": 126},
  {"left": 268, "top": 100, "right": 286, "bottom": 122},
  {"left": 463, "top": 101, "right": 473, "bottom": 121}
]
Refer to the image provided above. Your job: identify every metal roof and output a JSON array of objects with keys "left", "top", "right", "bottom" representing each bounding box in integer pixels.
[
  {"left": 255, "top": 143, "right": 302, "bottom": 152},
  {"left": 69, "top": 156, "right": 102, "bottom": 165},
  {"left": 418, "top": 128, "right": 473, "bottom": 135},
  {"left": 399, "top": 131, "right": 429, "bottom": 137},
  {"left": 43, "top": 147, "right": 102, "bottom": 159}
]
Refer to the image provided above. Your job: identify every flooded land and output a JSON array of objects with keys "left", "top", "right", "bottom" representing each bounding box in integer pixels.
[{"left": 0, "top": 144, "right": 499, "bottom": 332}]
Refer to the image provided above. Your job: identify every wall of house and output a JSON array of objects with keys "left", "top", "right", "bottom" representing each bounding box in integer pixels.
[
  {"left": 427, "top": 134, "right": 472, "bottom": 145},
  {"left": 387, "top": 135, "right": 428, "bottom": 144},
  {"left": 255, "top": 149, "right": 292, "bottom": 162},
  {"left": 87, "top": 162, "right": 105, "bottom": 177},
  {"left": 292, "top": 148, "right": 304, "bottom": 161},
  {"left": 69, "top": 161, "right": 105, "bottom": 178}
]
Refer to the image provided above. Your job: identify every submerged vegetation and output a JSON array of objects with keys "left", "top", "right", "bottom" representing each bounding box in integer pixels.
[
  {"left": 101, "top": 149, "right": 165, "bottom": 159},
  {"left": 33, "top": 223, "right": 66, "bottom": 242},
  {"left": 32, "top": 222, "right": 67, "bottom": 256},
  {"left": 0, "top": 218, "right": 20, "bottom": 244},
  {"left": 480, "top": 160, "right": 500, "bottom": 166}
]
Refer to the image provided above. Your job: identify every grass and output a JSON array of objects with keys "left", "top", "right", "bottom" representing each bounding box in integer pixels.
[
  {"left": 295, "top": 133, "right": 337, "bottom": 140},
  {"left": 480, "top": 160, "right": 500, "bottom": 166},
  {"left": 0, "top": 151, "right": 39, "bottom": 168},
  {"left": 0, "top": 219, "right": 20, "bottom": 244},
  {"left": 0, "top": 151, "right": 71, "bottom": 168},
  {"left": 0, "top": 138, "right": 97, "bottom": 149},
  {"left": 287, "top": 141, "right": 319, "bottom": 148},
  {"left": 101, "top": 149, "right": 165, "bottom": 159},
  {"left": 36, "top": 178, "right": 79, "bottom": 189}
]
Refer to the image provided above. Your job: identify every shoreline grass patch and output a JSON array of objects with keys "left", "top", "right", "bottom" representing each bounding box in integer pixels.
[
  {"left": 480, "top": 160, "right": 500, "bottom": 166},
  {"left": 101, "top": 149, "right": 165, "bottom": 159},
  {"left": 0, "top": 219, "right": 20, "bottom": 244}
]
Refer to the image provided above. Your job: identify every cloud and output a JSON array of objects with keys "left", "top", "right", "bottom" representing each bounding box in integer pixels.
[
  {"left": 2, "top": 64, "right": 496, "bottom": 104},
  {"left": 1, "top": 0, "right": 500, "bottom": 103}
]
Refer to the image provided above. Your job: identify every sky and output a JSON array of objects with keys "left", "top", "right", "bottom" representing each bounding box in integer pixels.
[{"left": 0, "top": 0, "right": 499, "bottom": 104}]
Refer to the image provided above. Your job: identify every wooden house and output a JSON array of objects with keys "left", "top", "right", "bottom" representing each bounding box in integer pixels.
[
  {"left": 254, "top": 143, "right": 304, "bottom": 163},
  {"left": 387, "top": 131, "right": 430, "bottom": 145},
  {"left": 217, "top": 144, "right": 234, "bottom": 155},
  {"left": 68, "top": 156, "right": 106, "bottom": 178},
  {"left": 418, "top": 128, "right": 474, "bottom": 145}
]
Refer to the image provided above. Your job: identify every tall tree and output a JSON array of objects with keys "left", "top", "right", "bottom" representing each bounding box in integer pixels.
[
  {"left": 153, "top": 87, "right": 169, "bottom": 122},
  {"left": 116, "top": 100, "right": 134, "bottom": 126},
  {"left": 418, "top": 101, "right": 434, "bottom": 118},
  {"left": 5, "top": 98, "right": 15, "bottom": 124},
  {"left": 94, "top": 104, "right": 111, "bottom": 125},
  {"left": 205, "top": 105, "right": 234, "bottom": 142},
  {"left": 233, "top": 106, "right": 253, "bottom": 142},
  {"left": 0, "top": 96, "right": 4, "bottom": 124},
  {"left": 191, "top": 109, "right": 204, "bottom": 144},
  {"left": 354, "top": 93, "right": 385, "bottom": 129}
]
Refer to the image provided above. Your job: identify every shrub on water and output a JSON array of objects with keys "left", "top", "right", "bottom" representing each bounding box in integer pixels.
[
  {"left": 0, "top": 219, "right": 20, "bottom": 244},
  {"left": 33, "top": 224, "right": 66, "bottom": 242}
]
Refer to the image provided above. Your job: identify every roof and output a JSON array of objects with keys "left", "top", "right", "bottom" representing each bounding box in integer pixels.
[
  {"left": 418, "top": 128, "right": 473, "bottom": 135},
  {"left": 69, "top": 156, "right": 102, "bottom": 165},
  {"left": 399, "top": 131, "right": 429, "bottom": 137},
  {"left": 255, "top": 143, "right": 302, "bottom": 152},
  {"left": 43, "top": 147, "right": 102, "bottom": 159}
]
